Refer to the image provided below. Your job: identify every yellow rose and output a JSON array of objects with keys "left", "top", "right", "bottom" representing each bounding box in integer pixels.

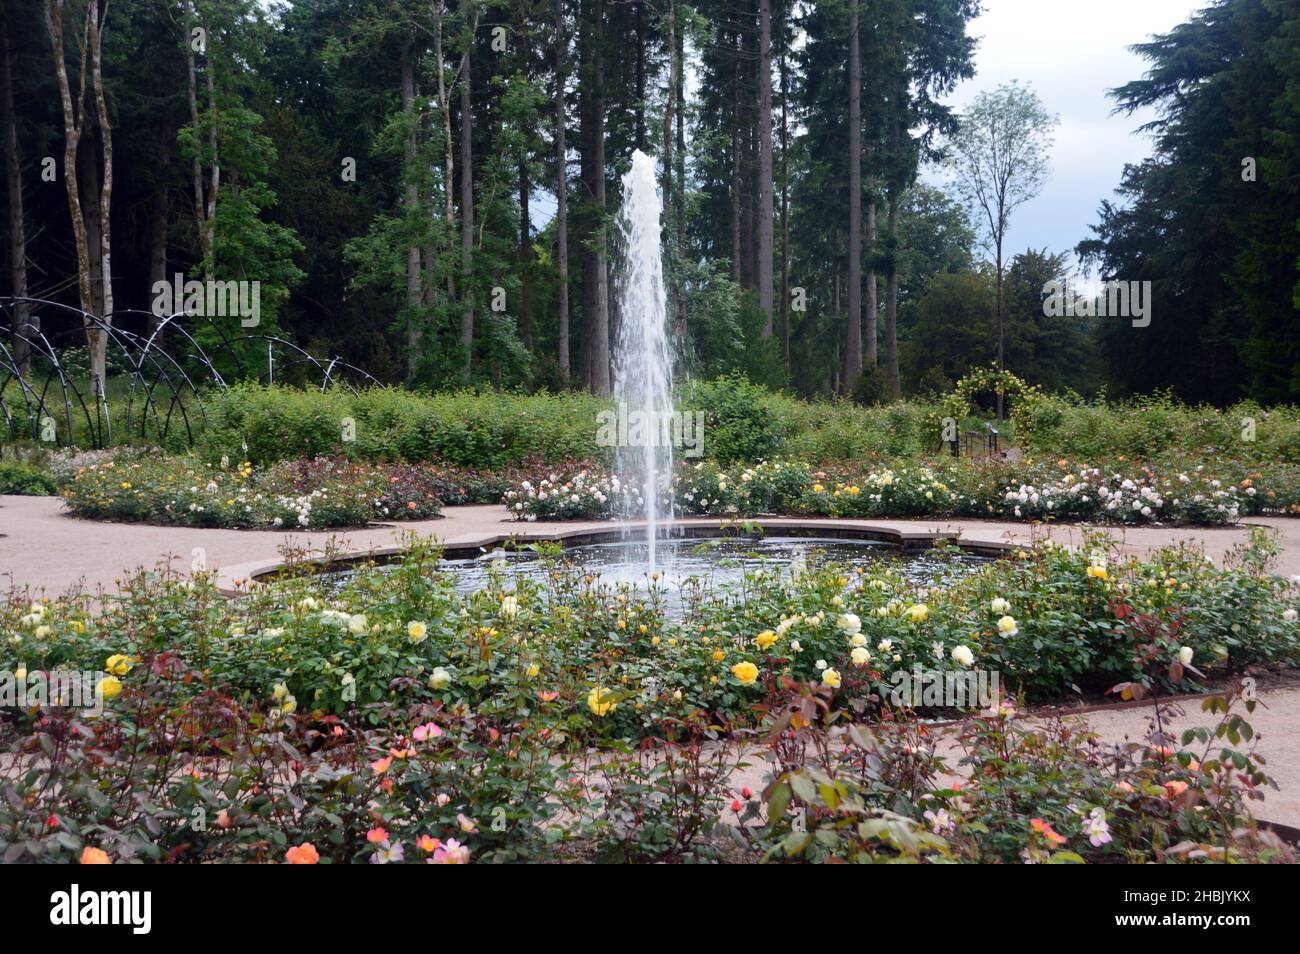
[
  {"left": 105, "top": 654, "right": 132, "bottom": 676},
  {"left": 407, "top": 620, "right": 428, "bottom": 643},
  {"left": 731, "top": 661, "right": 759, "bottom": 685},
  {"left": 1086, "top": 565, "right": 1108, "bottom": 581},
  {"left": 526, "top": 664, "right": 540, "bottom": 678},
  {"left": 906, "top": 603, "right": 929, "bottom": 624},
  {"left": 712, "top": 648, "right": 726, "bottom": 662},
  {"left": 821, "top": 668, "right": 842, "bottom": 689},
  {"left": 755, "top": 630, "right": 777, "bottom": 651},
  {"left": 98, "top": 675, "right": 123, "bottom": 700},
  {"left": 587, "top": 686, "right": 618, "bottom": 717}
]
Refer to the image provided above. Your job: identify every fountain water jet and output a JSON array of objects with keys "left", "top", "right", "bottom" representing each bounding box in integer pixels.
[{"left": 612, "top": 150, "right": 675, "bottom": 571}]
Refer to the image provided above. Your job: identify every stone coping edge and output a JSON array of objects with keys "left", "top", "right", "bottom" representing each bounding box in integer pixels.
[{"left": 213, "top": 517, "right": 1015, "bottom": 596}]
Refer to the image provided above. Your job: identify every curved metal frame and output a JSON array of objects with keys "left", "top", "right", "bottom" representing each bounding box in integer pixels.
[{"left": 1, "top": 296, "right": 380, "bottom": 451}]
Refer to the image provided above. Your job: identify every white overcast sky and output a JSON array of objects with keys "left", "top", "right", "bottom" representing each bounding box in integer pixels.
[{"left": 931, "top": 0, "right": 1207, "bottom": 263}]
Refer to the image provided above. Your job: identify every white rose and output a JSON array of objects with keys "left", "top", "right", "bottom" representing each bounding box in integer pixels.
[{"left": 951, "top": 645, "right": 974, "bottom": 667}]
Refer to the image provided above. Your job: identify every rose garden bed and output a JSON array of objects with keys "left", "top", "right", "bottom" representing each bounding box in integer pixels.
[{"left": 3, "top": 529, "right": 1298, "bottom": 863}]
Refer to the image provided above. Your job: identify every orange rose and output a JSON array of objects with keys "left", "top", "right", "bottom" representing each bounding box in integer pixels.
[
  {"left": 1163, "top": 780, "right": 1189, "bottom": 800},
  {"left": 79, "top": 846, "right": 111, "bottom": 865},
  {"left": 285, "top": 842, "right": 320, "bottom": 864}
]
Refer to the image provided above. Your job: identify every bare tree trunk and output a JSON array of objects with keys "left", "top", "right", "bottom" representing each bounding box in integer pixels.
[
  {"left": 756, "top": 0, "right": 773, "bottom": 337},
  {"left": 45, "top": 0, "right": 97, "bottom": 376},
  {"left": 459, "top": 38, "right": 475, "bottom": 383},
  {"left": 515, "top": 3, "right": 534, "bottom": 351},
  {"left": 586, "top": 0, "right": 609, "bottom": 394},
  {"left": 673, "top": 14, "right": 686, "bottom": 337},
  {"left": 80, "top": 142, "right": 104, "bottom": 317},
  {"left": 1, "top": 7, "right": 32, "bottom": 374},
  {"left": 865, "top": 163, "right": 877, "bottom": 367},
  {"left": 885, "top": 191, "right": 900, "bottom": 399},
  {"left": 518, "top": 160, "right": 533, "bottom": 349},
  {"left": 432, "top": 1, "right": 457, "bottom": 303},
  {"left": 554, "top": 0, "right": 570, "bottom": 382},
  {"left": 148, "top": 171, "right": 168, "bottom": 336},
  {"left": 740, "top": 10, "right": 757, "bottom": 290},
  {"left": 577, "top": 8, "right": 592, "bottom": 386},
  {"left": 779, "top": 35, "right": 790, "bottom": 373},
  {"left": 662, "top": 0, "right": 679, "bottom": 341},
  {"left": 995, "top": 229, "right": 1004, "bottom": 419},
  {"left": 184, "top": 6, "right": 205, "bottom": 264},
  {"left": 184, "top": 1, "right": 216, "bottom": 280},
  {"left": 401, "top": 43, "right": 422, "bottom": 375},
  {"left": 86, "top": 0, "right": 111, "bottom": 388},
  {"left": 634, "top": 0, "right": 646, "bottom": 152},
  {"left": 662, "top": 0, "right": 674, "bottom": 228},
  {"left": 729, "top": 31, "right": 740, "bottom": 286},
  {"left": 843, "top": 0, "right": 862, "bottom": 395},
  {"left": 202, "top": 31, "right": 218, "bottom": 272}
]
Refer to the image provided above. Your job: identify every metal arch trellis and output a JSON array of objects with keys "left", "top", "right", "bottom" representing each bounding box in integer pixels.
[{"left": 0, "top": 296, "right": 381, "bottom": 452}]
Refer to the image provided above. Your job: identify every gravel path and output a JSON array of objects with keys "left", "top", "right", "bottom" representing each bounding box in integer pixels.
[{"left": 4, "top": 494, "right": 1299, "bottom": 595}]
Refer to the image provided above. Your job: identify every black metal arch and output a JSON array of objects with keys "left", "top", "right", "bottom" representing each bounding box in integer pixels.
[{"left": 1, "top": 296, "right": 380, "bottom": 451}]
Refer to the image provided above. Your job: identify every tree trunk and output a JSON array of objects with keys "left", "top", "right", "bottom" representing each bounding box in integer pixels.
[
  {"left": 885, "top": 191, "right": 900, "bottom": 399},
  {"left": 634, "top": 0, "right": 646, "bottom": 152},
  {"left": 184, "top": 5, "right": 206, "bottom": 268},
  {"left": 554, "top": 0, "right": 570, "bottom": 382},
  {"left": 459, "top": 40, "right": 475, "bottom": 383},
  {"left": 1, "top": 7, "right": 32, "bottom": 374},
  {"left": 586, "top": 0, "right": 609, "bottom": 394},
  {"left": 514, "top": 7, "right": 533, "bottom": 352},
  {"left": 865, "top": 175, "right": 877, "bottom": 367},
  {"left": 756, "top": 0, "right": 774, "bottom": 336},
  {"left": 45, "top": 0, "right": 94, "bottom": 348},
  {"left": 995, "top": 232, "right": 1004, "bottom": 419},
  {"left": 577, "top": 8, "right": 593, "bottom": 386},
  {"left": 80, "top": 143, "right": 104, "bottom": 316},
  {"left": 148, "top": 177, "right": 168, "bottom": 335},
  {"left": 779, "top": 35, "right": 790, "bottom": 373},
  {"left": 401, "top": 43, "right": 422, "bottom": 376},
  {"left": 673, "top": 14, "right": 686, "bottom": 337},
  {"left": 433, "top": 1, "right": 456, "bottom": 302},
  {"left": 662, "top": 1, "right": 674, "bottom": 229},
  {"left": 202, "top": 28, "right": 218, "bottom": 274},
  {"left": 729, "top": 31, "right": 741, "bottom": 286},
  {"left": 518, "top": 161, "right": 533, "bottom": 349},
  {"left": 662, "top": 0, "right": 676, "bottom": 343},
  {"left": 86, "top": 0, "right": 111, "bottom": 389},
  {"left": 184, "top": 1, "right": 217, "bottom": 281},
  {"left": 843, "top": 0, "right": 862, "bottom": 396}
]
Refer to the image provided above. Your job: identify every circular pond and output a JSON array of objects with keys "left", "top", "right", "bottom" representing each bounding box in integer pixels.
[{"left": 323, "top": 534, "right": 988, "bottom": 618}]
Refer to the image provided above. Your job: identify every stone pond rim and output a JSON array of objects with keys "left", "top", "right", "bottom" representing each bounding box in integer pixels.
[{"left": 212, "top": 517, "right": 1016, "bottom": 597}]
